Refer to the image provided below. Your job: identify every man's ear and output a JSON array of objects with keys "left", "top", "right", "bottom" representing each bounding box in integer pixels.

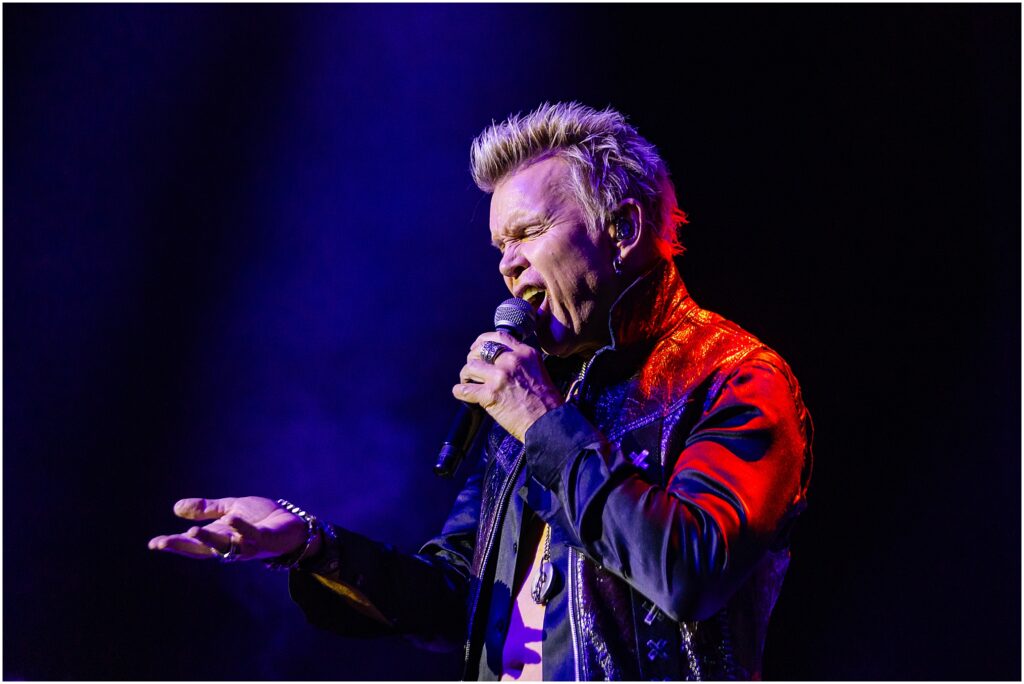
[{"left": 610, "top": 198, "right": 644, "bottom": 261}]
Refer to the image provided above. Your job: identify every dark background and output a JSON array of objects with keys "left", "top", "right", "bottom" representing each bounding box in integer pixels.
[{"left": 4, "top": 4, "right": 1020, "bottom": 680}]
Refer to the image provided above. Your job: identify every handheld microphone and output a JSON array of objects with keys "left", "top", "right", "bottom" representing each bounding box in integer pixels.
[{"left": 433, "top": 298, "right": 536, "bottom": 478}]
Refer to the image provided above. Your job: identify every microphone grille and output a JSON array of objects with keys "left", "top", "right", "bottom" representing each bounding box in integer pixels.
[{"left": 494, "top": 297, "right": 536, "bottom": 340}]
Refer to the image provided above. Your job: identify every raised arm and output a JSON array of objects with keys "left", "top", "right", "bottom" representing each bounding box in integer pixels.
[{"left": 455, "top": 332, "right": 811, "bottom": 623}]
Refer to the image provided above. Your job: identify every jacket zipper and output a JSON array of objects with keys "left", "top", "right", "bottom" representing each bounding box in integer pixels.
[
  {"left": 462, "top": 445, "right": 526, "bottom": 675},
  {"left": 567, "top": 546, "right": 584, "bottom": 680},
  {"left": 565, "top": 355, "right": 596, "bottom": 681}
]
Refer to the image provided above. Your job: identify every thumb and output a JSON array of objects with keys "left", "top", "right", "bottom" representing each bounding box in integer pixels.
[
  {"left": 453, "top": 383, "right": 484, "bottom": 405},
  {"left": 173, "top": 497, "right": 234, "bottom": 521}
]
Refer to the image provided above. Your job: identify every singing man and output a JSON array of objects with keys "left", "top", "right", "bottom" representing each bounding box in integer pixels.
[{"left": 150, "top": 101, "right": 813, "bottom": 680}]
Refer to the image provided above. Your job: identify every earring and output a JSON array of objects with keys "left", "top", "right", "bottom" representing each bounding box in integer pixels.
[
  {"left": 613, "top": 255, "right": 624, "bottom": 275},
  {"left": 615, "top": 218, "right": 635, "bottom": 242}
]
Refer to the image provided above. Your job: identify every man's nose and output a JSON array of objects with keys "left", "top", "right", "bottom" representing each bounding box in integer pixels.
[{"left": 499, "top": 245, "right": 527, "bottom": 280}]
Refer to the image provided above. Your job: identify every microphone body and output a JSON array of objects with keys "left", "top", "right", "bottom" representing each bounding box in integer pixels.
[
  {"left": 434, "top": 403, "right": 485, "bottom": 479},
  {"left": 434, "top": 298, "right": 536, "bottom": 478}
]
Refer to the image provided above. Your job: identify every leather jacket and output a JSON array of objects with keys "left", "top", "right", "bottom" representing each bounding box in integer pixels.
[{"left": 288, "top": 260, "right": 813, "bottom": 680}]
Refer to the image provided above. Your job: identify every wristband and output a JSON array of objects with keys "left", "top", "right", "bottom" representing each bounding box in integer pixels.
[{"left": 264, "top": 499, "right": 329, "bottom": 571}]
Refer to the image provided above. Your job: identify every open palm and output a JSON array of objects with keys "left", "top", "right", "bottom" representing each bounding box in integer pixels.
[{"left": 148, "top": 496, "right": 308, "bottom": 561}]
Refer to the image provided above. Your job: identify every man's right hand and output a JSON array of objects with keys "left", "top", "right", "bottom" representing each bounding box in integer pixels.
[{"left": 148, "top": 497, "right": 313, "bottom": 562}]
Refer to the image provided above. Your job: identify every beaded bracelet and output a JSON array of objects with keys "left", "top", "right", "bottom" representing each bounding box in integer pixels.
[{"left": 264, "top": 499, "right": 328, "bottom": 571}]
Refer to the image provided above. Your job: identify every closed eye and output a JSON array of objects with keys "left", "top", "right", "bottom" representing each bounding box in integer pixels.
[{"left": 493, "top": 221, "right": 547, "bottom": 254}]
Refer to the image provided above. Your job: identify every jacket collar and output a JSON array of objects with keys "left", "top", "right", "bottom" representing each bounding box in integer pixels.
[
  {"left": 545, "top": 259, "right": 693, "bottom": 383},
  {"left": 605, "top": 258, "right": 693, "bottom": 351}
]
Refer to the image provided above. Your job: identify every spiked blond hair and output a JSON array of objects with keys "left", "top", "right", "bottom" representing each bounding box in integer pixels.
[{"left": 470, "top": 102, "right": 686, "bottom": 259}]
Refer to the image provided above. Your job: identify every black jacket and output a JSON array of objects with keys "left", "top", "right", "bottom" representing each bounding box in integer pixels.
[{"left": 289, "top": 260, "right": 813, "bottom": 680}]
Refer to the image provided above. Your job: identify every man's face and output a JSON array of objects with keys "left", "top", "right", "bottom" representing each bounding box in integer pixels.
[{"left": 489, "top": 156, "right": 618, "bottom": 358}]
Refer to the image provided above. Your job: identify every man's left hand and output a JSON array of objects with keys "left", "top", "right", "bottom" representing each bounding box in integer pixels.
[{"left": 453, "top": 331, "right": 564, "bottom": 442}]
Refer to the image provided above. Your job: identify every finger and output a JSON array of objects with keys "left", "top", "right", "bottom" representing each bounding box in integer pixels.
[
  {"left": 479, "top": 330, "right": 520, "bottom": 346},
  {"left": 459, "top": 359, "right": 502, "bottom": 385},
  {"left": 148, "top": 534, "right": 220, "bottom": 559},
  {"left": 466, "top": 342, "right": 515, "bottom": 365},
  {"left": 468, "top": 331, "right": 522, "bottom": 360},
  {"left": 453, "top": 381, "right": 493, "bottom": 407},
  {"left": 187, "top": 524, "right": 234, "bottom": 554},
  {"left": 219, "top": 515, "right": 266, "bottom": 557},
  {"left": 173, "top": 497, "right": 234, "bottom": 521}
]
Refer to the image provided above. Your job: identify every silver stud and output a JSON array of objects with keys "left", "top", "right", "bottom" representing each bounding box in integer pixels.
[{"left": 629, "top": 449, "right": 651, "bottom": 470}]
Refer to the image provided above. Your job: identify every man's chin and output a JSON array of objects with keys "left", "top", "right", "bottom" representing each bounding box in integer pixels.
[
  {"left": 537, "top": 330, "right": 592, "bottom": 360},
  {"left": 537, "top": 330, "right": 570, "bottom": 358}
]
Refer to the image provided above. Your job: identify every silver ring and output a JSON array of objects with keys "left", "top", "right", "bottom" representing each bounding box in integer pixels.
[
  {"left": 215, "top": 536, "right": 241, "bottom": 563},
  {"left": 479, "top": 340, "right": 511, "bottom": 365}
]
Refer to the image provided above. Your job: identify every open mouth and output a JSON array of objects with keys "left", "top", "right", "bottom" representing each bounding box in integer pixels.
[{"left": 521, "top": 286, "right": 546, "bottom": 313}]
